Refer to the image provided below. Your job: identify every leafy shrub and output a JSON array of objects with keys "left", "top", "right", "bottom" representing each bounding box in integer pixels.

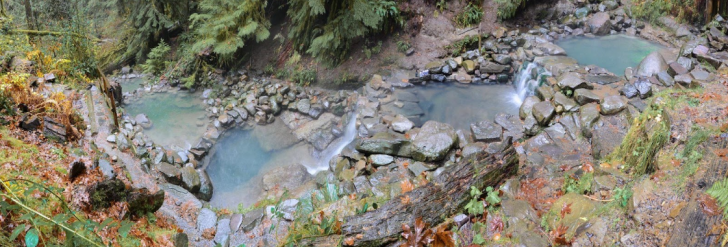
[
  {"left": 455, "top": 3, "right": 484, "bottom": 27},
  {"left": 140, "top": 41, "right": 171, "bottom": 76},
  {"left": 464, "top": 186, "right": 485, "bottom": 216},
  {"left": 612, "top": 187, "right": 633, "bottom": 208},
  {"left": 495, "top": 0, "right": 529, "bottom": 20},
  {"left": 292, "top": 68, "right": 317, "bottom": 86},
  {"left": 396, "top": 40, "right": 411, "bottom": 53}
]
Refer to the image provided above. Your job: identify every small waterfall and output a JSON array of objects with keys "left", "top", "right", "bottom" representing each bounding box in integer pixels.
[
  {"left": 308, "top": 112, "right": 358, "bottom": 174},
  {"left": 511, "top": 62, "right": 550, "bottom": 105}
]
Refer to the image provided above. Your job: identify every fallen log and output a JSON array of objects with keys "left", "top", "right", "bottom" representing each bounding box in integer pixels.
[{"left": 306, "top": 146, "right": 519, "bottom": 246}]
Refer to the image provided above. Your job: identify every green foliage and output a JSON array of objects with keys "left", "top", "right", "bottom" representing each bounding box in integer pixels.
[
  {"left": 446, "top": 34, "right": 487, "bottom": 56},
  {"left": 675, "top": 127, "right": 710, "bottom": 187},
  {"left": 292, "top": 68, "right": 317, "bottom": 86},
  {"left": 140, "top": 41, "right": 171, "bottom": 76},
  {"left": 708, "top": 178, "right": 728, "bottom": 217},
  {"left": 562, "top": 172, "right": 594, "bottom": 195},
  {"left": 454, "top": 3, "right": 483, "bottom": 27},
  {"left": 485, "top": 186, "right": 501, "bottom": 209},
  {"left": 464, "top": 186, "right": 485, "bottom": 216},
  {"left": 612, "top": 187, "right": 633, "bottom": 208},
  {"left": 632, "top": 0, "right": 703, "bottom": 24},
  {"left": 287, "top": 0, "right": 402, "bottom": 64},
  {"left": 363, "top": 41, "right": 382, "bottom": 59},
  {"left": 472, "top": 222, "right": 487, "bottom": 245},
  {"left": 396, "top": 40, "right": 411, "bottom": 53},
  {"left": 606, "top": 98, "right": 670, "bottom": 175},
  {"left": 189, "top": 0, "right": 270, "bottom": 61},
  {"left": 495, "top": 0, "right": 529, "bottom": 19}
]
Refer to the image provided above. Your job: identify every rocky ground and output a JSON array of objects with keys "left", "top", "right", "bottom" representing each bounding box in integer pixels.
[{"left": 6, "top": 0, "right": 728, "bottom": 246}]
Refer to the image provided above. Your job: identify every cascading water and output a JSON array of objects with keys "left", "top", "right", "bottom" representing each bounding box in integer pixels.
[
  {"left": 511, "top": 62, "right": 551, "bottom": 105},
  {"left": 307, "top": 111, "right": 358, "bottom": 174}
]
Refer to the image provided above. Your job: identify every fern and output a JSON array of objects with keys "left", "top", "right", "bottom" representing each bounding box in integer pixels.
[
  {"left": 708, "top": 179, "right": 728, "bottom": 217},
  {"left": 140, "top": 41, "right": 170, "bottom": 76},
  {"left": 494, "top": 0, "right": 529, "bottom": 20},
  {"left": 189, "top": 0, "right": 270, "bottom": 61}
]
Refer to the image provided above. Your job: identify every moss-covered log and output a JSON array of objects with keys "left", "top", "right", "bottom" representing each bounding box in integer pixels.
[{"left": 306, "top": 147, "right": 519, "bottom": 246}]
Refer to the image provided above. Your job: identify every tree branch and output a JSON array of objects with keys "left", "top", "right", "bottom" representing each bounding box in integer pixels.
[{"left": 9, "top": 29, "right": 100, "bottom": 42}]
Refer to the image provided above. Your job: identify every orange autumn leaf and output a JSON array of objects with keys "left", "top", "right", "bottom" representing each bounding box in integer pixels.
[
  {"left": 560, "top": 203, "right": 572, "bottom": 218},
  {"left": 432, "top": 225, "right": 455, "bottom": 247},
  {"left": 344, "top": 237, "right": 355, "bottom": 246},
  {"left": 401, "top": 180, "right": 414, "bottom": 193},
  {"left": 401, "top": 195, "right": 412, "bottom": 204}
]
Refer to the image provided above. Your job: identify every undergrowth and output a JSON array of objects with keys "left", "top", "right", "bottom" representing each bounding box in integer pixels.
[
  {"left": 455, "top": 3, "right": 484, "bottom": 27},
  {"left": 632, "top": 0, "right": 704, "bottom": 25}
]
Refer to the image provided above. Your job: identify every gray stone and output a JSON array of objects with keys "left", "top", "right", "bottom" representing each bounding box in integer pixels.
[
  {"left": 214, "top": 218, "right": 231, "bottom": 246},
  {"left": 157, "top": 162, "right": 181, "bottom": 185},
  {"left": 690, "top": 69, "right": 712, "bottom": 82},
  {"left": 278, "top": 199, "right": 299, "bottom": 221},
  {"left": 667, "top": 62, "right": 688, "bottom": 76},
  {"left": 461, "top": 143, "right": 487, "bottom": 158},
  {"left": 197, "top": 169, "right": 213, "bottom": 201},
  {"left": 532, "top": 101, "right": 555, "bottom": 126},
  {"left": 391, "top": 115, "right": 414, "bottom": 133},
  {"left": 519, "top": 96, "right": 541, "bottom": 120},
  {"left": 470, "top": 121, "right": 503, "bottom": 143},
  {"left": 635, "top": 51, "right": 668, "bottom": 77},
  {"left": 589, "top": 12, "right": 612, "bottom": 35},
  {"left": 621, "top": 83, "right": 639, "bottom": 98},
  {"left": 656, "top": 71, "right": 674, "bottom": 86},
  {"left": 634, "top": 79, "right": 653, "bottom": 99},
  {"left": 479, "top": 62, "right": 508, "bottom": 73},
  {"left": 557, "top": 72, "right": 589, "bottom": 90},
  {"left": 523, "top": 115, "right": 540, "bottom": 136},
  {"left": 553, "top": 92, "right": 578, "bottom": 111},
  {"left": 369, "top": 154, "right": 394, "bottom": 166},
  {"left": 241, "top": 208, "right": 265, "bottom": 232},
  {"left": 493, "top": 54, "right": 512, "bottom": 65},
  {"left": 600, "top": 95, "right": 627, "bottom": 115},
  {"left": 181, "top": 165, "right": 201, "bottom": 193},
  {"left": 197, "top": 208, "right": 217, "bottom": 231},
  {"left": 356, "top": 132, "right": 413, "bottom": 157},
  {"left": 580, "top": 103, "right": 601, "bottom": 136},
  {"left": 262, "top": 164, "right": 311, "bottom": 191},
  {"left": 574, "top": 88, "right": 601, "bottom": 105},
  {"left": 538, "top": 43, "right": 567, "bottom": 56},
  {"left": 494, "top": 113, "right": 522, "bottom": 132},
  {"left": 353, "top": 176, "right": 372, "bottom": 194},
  {"left": 230, "top": 214, "right": 243, "bottom": 232},
  {"left": 297, "top": 99, "right": 311, "bottom": 113},
  {"left": 97, "top": 159, "right": 116, "bottom": 179},
  {"left": 408, "top": 162, "right": 434, "bottom": 176},
  {"left": 674, "top": 74, "right": 694, "bottom": 87},
  {"left": 411, "top": 121, "right": 458, "bottom": 162}
]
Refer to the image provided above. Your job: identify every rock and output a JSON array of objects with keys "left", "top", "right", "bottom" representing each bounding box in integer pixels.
[
  {"left": 546, "top": 193, "right": 596, "bottom": 238},
  {"left": 536, "top": 85, "right": 555, "bottom": 101},
  {"left": 621, "top": 83, "right": 639, "bottom": 98},
  {"left": 519, "top": 96, "right": 541, "bottom": 120},
  {"left": 462, "top": 60, "right": 476, "bottom": 73},
  {"left": 494, "top": 113, "right": 523, "bottom": 132},
  {"left": 591, "top": 112, "right": 630, "bottom": 159},
  {"left": 369, "top": 154, "right": 394, "bottom": 166},
  {"left": 674, "top": 74, "right": 694, "bottom": 87},
  {"left": 408, "top": 161, "right": 434, "bottom": 176},
  {"left": 106, "top": 134, "right": 116, "bottom": 143},
  {"left": 297, "top": 99, "right": 311, "bottom": 113},
  {"left": 262, "top": 164, "right": 311, "bottom": 191},
  {"left": 134, "top": 114, "right": 153, "bottom": 129},
  {"left": 278, "top": 199, "right": 299, "bottom": 221},
  {"left": 553, "top": 92, "right": 578, "bottom": 112},
  {"left": 410, "top": 121, "right": 458, "bottom": 162},
  {"left": 454, "top": 214, "right": 469, "bottom": 227},
  {"left": 634, "top": 79, "right": 653, "bottom": 99},
  {"left": 294, "top": 113, "right": 336, "bottom": 150},
  {"left": 68, "top": 160, "right": 86, "bottom": 182},
  {"left": 230, "top": 214, "right": 243, "bottom": 232},
  {"left": 502, "top": 199, "right": 539, "bottom": 225},
  {"left": 97, "top": 159, "right": 116, "bottom": 179},
  {"left": 197, "top": 169, "right": 213, "bottom": 201},
  {"left": 240, "top": 208, "right": 265, "bottom": 232},
  {"left": 538, "top": 43, "right": 567, "bottom": 56},
  {"left": 523, "top": 115, "right": 539, "bottom": 136},
  {"left": 197, "top": 208, "right": 218, "bottom": 231},
  {"left": 557, "top": 72, "right": 590, "bottom": 90},
  {"left": 470, "top": 121, "right": 503, "bottom": 143},
  {"left": 356, "top": 132, "right": 413, "bottom": 157},
  {"left": 19, "top": 114, "right": 40, "bottom": 131},
  {"left": 493, "top": 54, "right": 512, "bottom": 65},
  {"left": 635, "top": 51, "right": 668, "bottom": 77},
  {"left": 667, "top": 62, "right": 688, "bottom": 76},
  {"left": 157, "top": 162, "right": 182, "bottom": 185},
  {"left": 391, "top": 115, "right": 414, "bottom": 133},
  {"left": 531, "top": 101, "right": 555, "bottom": 126},
  {"left": 214, "top": 218, "right": 231, "bottom": 245},
  {"left": 575, "top": 7, "right": 589, "bottom": 18},
  {"left": 353, "top": 176, "right": 372, "bottom": 194},
  {"left": 461, "top": 143, "right": 487, "bottom": 159},
  {"left": 656, "top": 71, "right": 674, "bottom": 86},
  {"left": 600, "top": 95, "right": 627, "bottom": 115},
  {"left": 181, "top": 165, "right": 201, "bottom": 193},
  {"left": 580, "top": 103, "right": 601, "bottom": 136},
  {"left": 574, "top": 88, "right": 601, "bottom": 105},
  {"left": 589, "top": 12, "right": 612, "bottom": 35},
  {"left": 479, "top": 62, "right": 508, "bottom": 74},
  {"left": 690, "top": 69, "right": 712, "bottom": 82},
  {"left": 126, "top": 188, "right": 165, "bottom": 218}
]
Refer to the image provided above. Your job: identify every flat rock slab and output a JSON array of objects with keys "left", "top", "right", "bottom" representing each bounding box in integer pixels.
[{"left": 470, "top": 121, "right": 503, "bottom": 143}]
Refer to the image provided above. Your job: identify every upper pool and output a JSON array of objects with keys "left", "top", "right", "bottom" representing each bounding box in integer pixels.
[
  {"left": 556, "top": 35, "right": 664, "bottom": 76},
  {"left": 124, "top": 91, "right": 207, "bottom": 148}
]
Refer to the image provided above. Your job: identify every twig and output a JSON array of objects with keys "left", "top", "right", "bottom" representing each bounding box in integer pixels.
[{"left": 583, "top": 195, "right": 614, "bottom": 202}]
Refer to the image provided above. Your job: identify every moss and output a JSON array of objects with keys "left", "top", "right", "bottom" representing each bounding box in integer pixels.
[
  {"left": 605, "top": 97, "right": 670, "bottom": 175},
  {"left": 562, "top": 171, "right": 594, "bottom": 194}
]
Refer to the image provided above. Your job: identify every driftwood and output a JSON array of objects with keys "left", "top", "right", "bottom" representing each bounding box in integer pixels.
[{"left": 306, "top": 147, "right": 519, "bottom": 246}]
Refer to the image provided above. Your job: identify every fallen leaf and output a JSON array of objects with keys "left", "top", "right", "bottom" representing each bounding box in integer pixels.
[
  {"left": 560, "top": 203, "right": 572, "bottom": 218},
  {"left": 401, "top": 180, "right": 414, "bottom": 193}
]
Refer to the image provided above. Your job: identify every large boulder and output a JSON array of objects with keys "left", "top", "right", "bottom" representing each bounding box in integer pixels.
[
  {"left": 532, "top": 101, "right": 556, "bottom": 126},
  {"left": 262, "top": 164, "right": 311, "bottom": 191},
  {"left": 635, "top": 51, "right": 668, "bottom": 77},
  {"left": 600, "top": 95, "right": 627, "bottom": 115},
  {"left": 588, "top": 12, "right": 612, "bottom": 35},
  {"left": 470, "top": 121, "right": 503, "bottom": 143},
  {"left": 519, "top": 96, "right": 541, "bottom": 120},
  {"left": 557, "top": 72, "right": 590, "bottom": 90},
  {"left": 356, "top": 132, "right": 413, "bottom": 157},
  {"left": 410, "top": 121, "right": 458, "bottom": 162}
]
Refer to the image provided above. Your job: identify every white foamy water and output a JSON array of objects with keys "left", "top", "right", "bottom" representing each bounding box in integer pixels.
[{"left": 306, "top": 112, "right": 358, "bottom": 174}]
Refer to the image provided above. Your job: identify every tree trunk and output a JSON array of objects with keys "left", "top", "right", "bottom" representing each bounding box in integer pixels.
[
  {"left": 304, "top": 147, "right": 519, "bottom": 246},
  {"left": 22, "top": 0, "right": 36, "bottom": 43}
]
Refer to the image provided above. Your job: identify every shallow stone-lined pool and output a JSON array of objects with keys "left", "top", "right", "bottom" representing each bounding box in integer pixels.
[
  {"left": 556, "top": 34, "right": 663, "bottom": 75},
  {"left": 403, "top": 84, "right": 521, "bottom": 131},
  {"left": 124, "top": 91, "right": 207, "bottom": 148}
]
